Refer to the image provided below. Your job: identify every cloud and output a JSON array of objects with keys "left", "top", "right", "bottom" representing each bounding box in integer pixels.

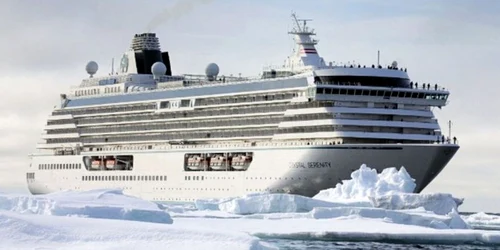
[{"left": 145, "top": 0, "right": 214, "bottom": 32}]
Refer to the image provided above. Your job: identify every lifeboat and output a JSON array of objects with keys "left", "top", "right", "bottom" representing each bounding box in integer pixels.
[
  {"left": 105, "top": 159, "right": 116, "bottom": 170},
  {"left": 231, "top": 154, "right": 252, "bottom": 170},
  {"left": 186, "top": 155, "right": 205, "bottom": 170},
  {"left": 90, "top": 160, "right": 101, "bottom": 170},
  {"left": 209, "top": 154, "right": 227, "bottom": 170}
]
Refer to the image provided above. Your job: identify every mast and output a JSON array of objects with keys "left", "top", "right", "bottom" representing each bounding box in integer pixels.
[
  {"left": 448, "top": 120, "right": 452, "bottom": 142},
  {"left": 286, "top": 12, "right": 325, "bottom": 69}
]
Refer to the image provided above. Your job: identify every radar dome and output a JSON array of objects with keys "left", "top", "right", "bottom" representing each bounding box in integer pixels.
[
  {"left": 391, "top": 61, "right": 398, "bottom": 68},
  {"left": 85, "top": 61, "right": 98, "bottom": 77},
  {"left": 205, "top": 63, "right": 219, "bottom": 81},
  {"left": 151, "top": 62, "right": 167, "bottom": 78}
]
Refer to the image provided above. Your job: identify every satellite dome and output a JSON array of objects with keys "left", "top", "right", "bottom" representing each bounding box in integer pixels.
[
  {"left": 205, "top": 63, "right": 219, "bottom": 81},
  {"left": 151, "top": 62, "right": 167, "bottom": 78},
  {"left": 85, "top": 61, "right": 98, "bottom": 77},
  {"left": 391, "top": 61, "right": 398, "bottom": 68}
]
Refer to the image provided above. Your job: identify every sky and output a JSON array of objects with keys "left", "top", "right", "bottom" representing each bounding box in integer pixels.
[{"left": 0, "top": 0, "right": 499, "bottom": 212}]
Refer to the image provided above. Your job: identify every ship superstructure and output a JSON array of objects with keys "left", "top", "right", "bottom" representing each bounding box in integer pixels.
[{"left": 27, "top": 14, "right": 459, "bottom": 202}]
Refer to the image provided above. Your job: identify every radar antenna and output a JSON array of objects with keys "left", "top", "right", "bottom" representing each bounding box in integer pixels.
[{"left": 290, "top": 12, "right": 314, "bottom": 34}]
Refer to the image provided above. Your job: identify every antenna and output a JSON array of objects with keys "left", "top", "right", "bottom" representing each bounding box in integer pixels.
[
  {"left": 448, "top": 120, "right": 452, "bottom": 142},
  {"left": 111, "top": 58, "right": 114, "bottom": 75},
  {"left": 377, "top": 50, "right": 380, "bottom": 67},
  {"left": 291, "top": 12, "right": 301, "bottom": 32}
]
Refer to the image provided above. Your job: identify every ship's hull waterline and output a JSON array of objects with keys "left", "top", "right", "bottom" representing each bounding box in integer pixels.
[{"left": 28, "top": 144, "right": 459, "bottom": 201}]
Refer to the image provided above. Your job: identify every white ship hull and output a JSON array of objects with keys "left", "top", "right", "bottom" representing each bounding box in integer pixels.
[{"left": 27, "top": 144, "right": 459, "bottom": 202}]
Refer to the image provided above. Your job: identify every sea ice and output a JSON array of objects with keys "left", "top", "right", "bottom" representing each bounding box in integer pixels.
[
  {"left": 2, "top": 163, "right": 497, "bottom": 248},
  {"left": 218, "top": 193, "right": 370, "bottom": 215},
  {"left": 463, "top": 212, "right": 500, "bottom": 230},
  {"left": 0, "top": 210, "right": 275, "bottom": 250},
  {"left": 313, "top": 164, "right": 416, "bottom": 202},
  {"left": 0, "top": 189, "right": 173, "bottom": 224},
  {"left": 203, "top": 164, "right": 463, "bottom": 218},
  {"left": 369, "top": 193, "right": 464, "bottom": 215}
]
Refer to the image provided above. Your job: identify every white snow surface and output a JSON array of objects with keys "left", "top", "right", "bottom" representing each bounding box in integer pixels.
[
  {"left": 0, "top": 210, "right": 274, "bottom": 250},
  {"left": 205, "top": 165, "right": 462, "bottom": 216},
  {"left": 2, "top": 164, "right": 500, "bottom": 248},
  {"left": 0, "top": 189, "right": 173, "bottom": 224},
  {"left": 217, "top": 193, "right": 371, "bottom": 215},
  {"left": 313, "top": 164, "right": 416, "bottom": 201},
  {"left": 463, "top": 212, "right": 500, "bottom": 230},
  {"left": 369, "top": 193, "right": 464, "bottom": 215}
]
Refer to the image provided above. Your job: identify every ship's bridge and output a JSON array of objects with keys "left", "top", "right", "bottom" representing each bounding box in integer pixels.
[{"left": 314, "top": 64, "right": 410, "bottom": 88}]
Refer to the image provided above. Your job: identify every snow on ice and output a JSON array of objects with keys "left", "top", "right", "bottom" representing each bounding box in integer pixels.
[
  {"left": 0, "top": 189, "right": 173, "bottom": 224},
  {"left": 2, "top": 164, "right": 500, "bottom": 249}
]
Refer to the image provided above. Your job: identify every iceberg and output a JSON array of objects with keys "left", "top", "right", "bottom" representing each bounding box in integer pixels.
[{"left": 313, "top": 164, "right": 416, "bottom": 202}]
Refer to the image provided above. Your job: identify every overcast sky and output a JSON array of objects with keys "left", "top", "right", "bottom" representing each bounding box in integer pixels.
[{"left": 0, "top": 0, "right": 499, "bottom": 212}]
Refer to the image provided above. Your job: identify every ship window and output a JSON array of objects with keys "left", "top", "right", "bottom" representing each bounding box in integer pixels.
[
  {"left": 391, "top": 91, "right": 398, "bottom": 97},
  {"left": 201, "top": 176, "right": 204, "bottom": 181},
  {"left": 160, "top": 176, "right": 163, "bottom": 181},
  {"left": 347, "top": 89, "right": 355, "bottom": 95},
  {"left": 188, "top": 176, "right": 191, "bottom": 180},
  {"left": 164, "top": 176, "right": 167, "bottom": 181},
  {"left": 339, "top": 89, "right": 347, "bottom": 95},
  {"left": 160, "top": 101, "right": 170, "bottom": 109},
  {"left": 181, "top": 100, "right": 190, "bottom": 107},
  {"left": 411, "top": 92, "right": 419, "bottom": 98},
  {"left": 354, "top": 89, "right": 362, "bottom": 95},
  {"left": 398, "top": 92, "right": 406, "bottom": 98}
]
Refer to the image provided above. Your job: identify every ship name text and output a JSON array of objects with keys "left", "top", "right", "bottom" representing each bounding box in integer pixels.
[{"left": 288, "top": 162, "right": 332, "bottom": 169}]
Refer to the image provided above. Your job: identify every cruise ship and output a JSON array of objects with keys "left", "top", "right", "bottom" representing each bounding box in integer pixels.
[{"left": 27, "top": 14, "right": 459, "bottom": 202}]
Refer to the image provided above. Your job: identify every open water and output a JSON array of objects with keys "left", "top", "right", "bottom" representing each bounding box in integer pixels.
[{"left": 263, "top": 239, "right": 500, "bottom": 249}]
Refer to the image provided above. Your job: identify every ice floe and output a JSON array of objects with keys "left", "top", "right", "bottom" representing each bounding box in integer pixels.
[
  {"left": 1, "top": 164, "right": 500, "bottom": 248},
  {"left": 0, "top": 210, "right": 275, "bottom": 250},
  {"left": 463, "top": 212, "right": 500, "bottom": 230},
  {"left": 0, "top": 189, "right": 173, "bottom": 224}
]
